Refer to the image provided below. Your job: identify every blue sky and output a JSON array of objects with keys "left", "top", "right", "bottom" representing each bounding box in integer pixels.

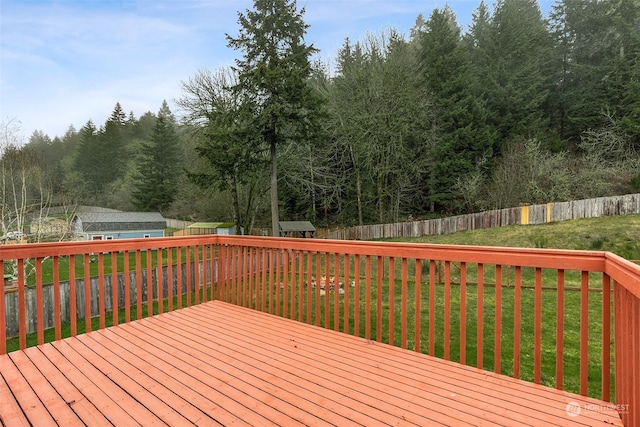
[{"left": 1, "top": 0, "right": 554, "bottom": 140}]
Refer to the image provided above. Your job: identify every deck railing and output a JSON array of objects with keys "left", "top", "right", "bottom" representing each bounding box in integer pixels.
[{"left": 1, "top": 235, "right": 639, "bottom": 426}]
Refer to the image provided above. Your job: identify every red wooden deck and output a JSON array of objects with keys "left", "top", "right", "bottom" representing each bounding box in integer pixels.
[{"left": 1, "top": 301, "right": 623, "bottom": 426}]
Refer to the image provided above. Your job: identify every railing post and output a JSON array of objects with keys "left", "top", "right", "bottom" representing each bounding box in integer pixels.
[
  {"left": 614, "top": 281, "right": 639, "bottom": 427},
  {"left": 0, "top": 279, "right": 5, "bottom": 355}
]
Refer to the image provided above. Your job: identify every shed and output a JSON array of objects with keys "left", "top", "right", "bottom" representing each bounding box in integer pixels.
[
  {"left": 72, "top": 212, "right": 166, "bottom": 240},
  {"left": 187, "top": 222, "right": 237, "bottom": 235},
  {"left": 279, "top": 221, "right": 316, "bottom": 238}
]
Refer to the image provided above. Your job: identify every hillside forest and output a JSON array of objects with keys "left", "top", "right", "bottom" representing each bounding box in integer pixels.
[{"left": 2, "top": 0, "right": 639, "bottom": 235}]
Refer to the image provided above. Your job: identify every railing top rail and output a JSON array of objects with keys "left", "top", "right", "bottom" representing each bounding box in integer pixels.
[
  {"left": 216, "top": 235, "right": 607, "bottom": 271},
  {"left": 3, "top": 235, "right": 639, "bottom": 296},
  {"left": 0, "top": 234, "right": 609, "bottom": 270},
  {"left": 0, "top": 235, "right": 220, "bottom": 259}
]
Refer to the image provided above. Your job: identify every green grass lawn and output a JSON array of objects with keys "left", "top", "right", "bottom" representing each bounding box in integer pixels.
[{"left": 389, "top": 213, "right": 640, "bottom": 260}]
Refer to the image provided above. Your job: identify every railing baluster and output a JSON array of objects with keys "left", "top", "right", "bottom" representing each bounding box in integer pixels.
[
  {"left": 364, "top": 255, "right": 371, "bottom": 338},
  {"left": 146, "top": 249, "right": 153, "bottom": 316},
  {"left": 513, "top": 266, "right": 521, "bottom": 379},
  {"left": 343, "top": 253, "right": 350, "bottom": 334},
  {"left": 213, "top": 244, "right": 218, "bottom": 301},
  {"left": 477, "top": 263, "right": 484, "bottom": 369},
  {"left": 261, "top": 248, "right": 267, "bottom": 313},
  {"left": 353, "top": 255, "right": 360, "bottom": 334},
  {"left": 35, "top": 257, "right": 44, "bottom": 345},
  {"left": 298, "top": 250, "right": 305, "bottom": 323},
  {"left": 602, "top": 273, "right": 611, "bottom": 401},
  {"left": 429, "top": 259, "right": 436, "bottom": 356},
  {"left": 282, "top": 249, "right": 288, "bottom": 318},
  {"left": 414, "top": 259, "right": 421, "bottom": 353},
  {"left": 111, "top": 252, "right": 118, "bottom": 326},
  {"left": 167, "top": 248, "right": 173, "bottom": 311},
  {"left": 194, "top": 246, "right": 200, "bottom": 307},
  {"left": 248, "top": 247, "right": 254, "bottom": 310},
  {"left": 0, "top": 273, "right": 5, "bottom": 354},
  {"left": 314, "top": 252, "right": 320, "bottom": 326},
  {"left": 135, "top": 250, "right": 142, "bottom": 319},
  {"left": 276, "top": 248, "right": 282, "bottom": 317},
  {"left": 203, "top": 245, "right": 209, "bottom": 303},
  {"left": 305, "top": 251, "right": 312, "bottom": 324},
  {"left": 98, "top": 252, "right": 105, "bottom": 329},
  {"left": 555, "top": 269, "right": 565, "bottom": 389},
  {"left": 495, "top": 264, "right": 502, "bottom": 374},
  {"left": 401, "top": 257, "right": 407, "bottom": 349},
  {"left": 324, "top": 253, "right": 330, "bottom": 328},
  {"left": 444, "top": 261, "right": 451, "bottom": 360},
  {"left": 18, "top": 258, "right": 26, "bottom": 350},
  {"left": 534, "top": 267, "right": 542, "bottom": 384},
  {"left": 459, "top": 262, "right": 467, "bottom": 365},
  {"left": 230, "top": 246, "right": 235, "bottom": 305},
  {"left": 241, "top": 246, "right": 248, "bottom": 308},
  {"left": 53, "top": 256, "right": 61, "bottom": 341},
  {"left": 376, "top": 256, "right": 382, "bottom": 341},
  {"left": 124, "top": 250, "right": 131, "bottom": 322},
  {"left": 388, "top": 257, "right": 395, "bottom": 347},
  {"left": 69, "top": 254, "right": 77, "bottom": 336},
  {"left": 83, "top": 254, "right": 91, "bottom": 333},
  {"left": 334, "top": 253, "right": 340, "bottom": 331},
  {"left": 268, "top": 248, "right": 274, "bottom": 315},
  {"left": 580, "top": 270, "right": 589, "bottom": 396}
]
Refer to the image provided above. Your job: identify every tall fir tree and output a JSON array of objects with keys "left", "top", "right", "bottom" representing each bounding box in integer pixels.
[
  {"left": 549, "top": 0, "right": 640, "bottom": 144},
  {"left": 419, "top": 7, "right": 496, "bottom": 212},
  {"left": 74, "top": 120, "right": 102, "bottom": 194},
  {"left": 478, "top": 0, "right": 554, "bottom": 141},
  {"left": 227, "top": 0, "right": 323, "bottom": 236},
  {"left": 132, "top": 101, "right": 181, "bottom": 213}
]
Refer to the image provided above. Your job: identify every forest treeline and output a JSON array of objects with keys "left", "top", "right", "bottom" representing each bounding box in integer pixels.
[{"left": 3, "top": 0, "right": 639, "bottom": 234}]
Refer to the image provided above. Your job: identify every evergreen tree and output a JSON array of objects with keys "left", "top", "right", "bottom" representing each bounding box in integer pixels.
[
  {"left": 110, "top": 102, "right": 127, "bottom": 126},
  {"left": 549, "top": 0, "right": 640, "bottom": 144},
  {"left": 480, "top": 0, "right": 554, "bottom": 141},
  {"left": 227, "top": 0, "right": 323, "bottom": 236},
  {"left": 97, "top": 107, "right": 127, "bottom": 188},
  {"left": 419, "top": 7, "right": 496, "bottom": 212},
  {"left": 73, "top": 104, "right": 129, "bottom": 198},
  {"left": 73, "top": 120, "right": 101, "bottom": 194},
  {"left": 132, "top": 101, "right": 181, "bottom": 213}
]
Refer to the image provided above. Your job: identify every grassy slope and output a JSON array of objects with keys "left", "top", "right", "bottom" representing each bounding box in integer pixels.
[{"left": 386, "top": 214, "right": 640, "bottom": 260}]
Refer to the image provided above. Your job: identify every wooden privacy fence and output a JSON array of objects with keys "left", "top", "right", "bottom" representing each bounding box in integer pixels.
[
  {"left": 2, "top": 263, "right": 212, "bottom": 338},
  {"left": 322, "top": 193, "right": 640, "bottom": 240},
  {"left": 1, "top": 236, "right": 639, "bottom": 426}
]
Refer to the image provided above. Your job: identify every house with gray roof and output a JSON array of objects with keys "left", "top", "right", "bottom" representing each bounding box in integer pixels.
[{"left": 71, "top": 212, "right": 167, "bottom": 240}]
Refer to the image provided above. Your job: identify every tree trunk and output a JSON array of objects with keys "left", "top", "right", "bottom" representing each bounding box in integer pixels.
[
  {"left": 270, "top": 141, "right": 279, "bottom": 237},
  {"left": 356, "top": 168, "right": 363, "bottom": 226},
  {"left": 231, "top": 172, "right": 241, "bottom": 234}
]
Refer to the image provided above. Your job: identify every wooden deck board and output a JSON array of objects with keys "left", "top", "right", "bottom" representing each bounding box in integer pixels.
[{"left": 1, "top": 300, "right": 624, "bottom": 426}]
